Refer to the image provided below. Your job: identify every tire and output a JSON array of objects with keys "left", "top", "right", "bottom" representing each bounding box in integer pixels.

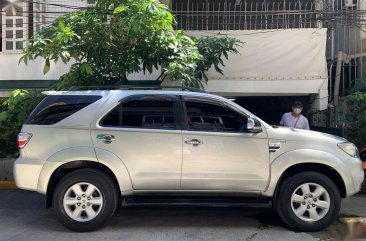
[
  {"left": 276, "top": 171, "right": 341, "bottom": 232},
  {"left": 53, "top": 168, "right": 119, "bottom": 232}
]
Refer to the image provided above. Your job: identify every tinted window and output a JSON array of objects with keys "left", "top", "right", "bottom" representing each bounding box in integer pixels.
[
  {"left": 100, "top": 105, "right": 121, "bottom": 127},
  {"left": 26, "top": 95, "right": 101, "bottom": 125},
  {"left": 185, "top": 101, "right": 248, "bottom": 132},
  {"left": 100, "top": 98, "right": 176, "bottom": 130}
]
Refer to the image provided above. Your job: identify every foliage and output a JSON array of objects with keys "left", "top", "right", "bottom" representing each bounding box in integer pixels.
[
  {"left": 345, "top": 79, "right": 366, "bottom": 148},
  {"left": 20, "top": 0, "right": 241, "bottom": 89},
  {"left": 193, "top": 35, "right": 241, "bottom": 88},
  {"left": 0, "top": 90, "right": 43, "bottom": 158},
  {"left": 3, "top": 1, "right": 241, "bottom": 158}
]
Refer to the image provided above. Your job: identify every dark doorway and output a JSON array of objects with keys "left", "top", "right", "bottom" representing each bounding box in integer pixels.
[{"left": 232, "top": 96, "right": 310, "bottom": 126}]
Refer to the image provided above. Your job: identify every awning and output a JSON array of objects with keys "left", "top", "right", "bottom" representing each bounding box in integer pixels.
[{"left": 187, "top": 29, "right": 328, "bottom": 96}]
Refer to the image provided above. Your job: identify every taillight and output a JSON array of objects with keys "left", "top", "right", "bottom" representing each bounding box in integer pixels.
[{"left": 17, "top": 132, "right": 33, "bottom": 149}]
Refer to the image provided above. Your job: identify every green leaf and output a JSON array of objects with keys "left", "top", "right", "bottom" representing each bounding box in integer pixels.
[
  {"left": 81, "top": 63, "right": 94, "bottom": 75},
  {"left": 147, "top": 64, "right": 153, "bottom": 74},
  {"left": 0, "top": 111, "right": 7, "bottom": 123},
  {"left": 0, "top": 89, "right": 43, "bottom": 157},
  {"left": 166, "top": 12, "right": 174, "bottom": 24},
  {"left": 43, "top": 58, "right": 50, "bottom": 74},
  {"left": 131, "top": 19, "right": 139, "bottom": 33},
  {"left": 59, "top": 21, "right": 65, "bottom": 30},
  {"left": 202, "top": 72, "right": 208, "bottom": 82},
  {"left": 85, "top": 66, "right": 93, "bottom": 75},
  {"left": 20, "top": 0, "right": 241, "bottom": 90},
  {"left": 114, "top": 5, "right": 127, "bottom": 13},
  {"left": 214, "top": 65, "right": 223, "bottom": 75},
  {"left": 18, "top": 56, "right": 24, "bottom": 65}
]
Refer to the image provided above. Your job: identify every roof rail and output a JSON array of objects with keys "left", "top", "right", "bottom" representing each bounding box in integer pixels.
[{"left": 66, "top": 85, "right": 207, "bottom": 93}]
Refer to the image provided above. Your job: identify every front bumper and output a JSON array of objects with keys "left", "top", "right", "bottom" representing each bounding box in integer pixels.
[
  {"left": 342, "top": 156, "right": 365, "bottom": 197},
  {"left": 14, "top": 157, "right": 43, "bottom": 192},
  {"left": 348, "top": 168, "right": 365, "bottom": 196}
]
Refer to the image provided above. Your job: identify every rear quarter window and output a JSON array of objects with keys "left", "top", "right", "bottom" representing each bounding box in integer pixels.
[{"left": 26, "top": 95, "right": 101, "bottom": 125}]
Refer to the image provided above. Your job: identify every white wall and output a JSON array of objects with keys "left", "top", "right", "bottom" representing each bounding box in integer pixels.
[{"left": 0, "top": 53, "right": 70, "bottom": 80}]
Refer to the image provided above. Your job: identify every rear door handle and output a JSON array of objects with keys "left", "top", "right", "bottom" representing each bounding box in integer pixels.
[
  {"left": 97, "top": 134, "right": 116, "bottom": 144},
  {"left": 184, "top": 138, "right": 203, "bottom": 146}
]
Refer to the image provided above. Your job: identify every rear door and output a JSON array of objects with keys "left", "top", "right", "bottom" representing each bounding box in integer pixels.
[{"left": 91, "top": 94, "right": 183, "bottom": 190}]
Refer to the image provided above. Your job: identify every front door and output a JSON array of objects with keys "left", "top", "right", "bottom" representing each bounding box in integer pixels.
[
  {"left": 181, "top": 97, "right": 270, "bottom": 191},
  {"left": 92, "top": 95, "right": 182, "bottom": 190}
]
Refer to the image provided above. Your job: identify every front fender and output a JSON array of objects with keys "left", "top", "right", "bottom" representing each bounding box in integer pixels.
[
  {"left": 262, "top": 149, "right": 349, "bottom": 197},
  {"left": 37, "top": 146, "right": 98, "bottom": 194}
]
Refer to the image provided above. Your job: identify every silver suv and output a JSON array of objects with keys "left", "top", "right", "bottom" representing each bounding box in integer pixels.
[{"left": 14, "top": 87, "right": 364, "bottom": 232}]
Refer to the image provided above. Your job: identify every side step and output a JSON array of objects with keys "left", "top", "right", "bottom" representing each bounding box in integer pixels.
[{"left": 122, "top": 196, "right": 272, "bottom": 208}]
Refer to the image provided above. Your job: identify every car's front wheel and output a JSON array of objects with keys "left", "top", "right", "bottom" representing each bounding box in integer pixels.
[
  {"left": 276, "top": 171, "right": 341, "bottom": 232},
  {"left": 53, "top": 168, "right": 118, "bottom": 232}
]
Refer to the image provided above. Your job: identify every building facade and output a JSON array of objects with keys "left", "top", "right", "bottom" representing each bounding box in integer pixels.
[
  {"left": 0, "top": 0, "right": 364, "bottom": 118},
  {"left": 0, "top": 0, "right": 90, "bottom": 97}
]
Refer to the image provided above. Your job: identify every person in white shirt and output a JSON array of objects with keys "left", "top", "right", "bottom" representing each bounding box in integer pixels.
[{"left": 280, "top": 101, "right": 310, "bottom": 130}]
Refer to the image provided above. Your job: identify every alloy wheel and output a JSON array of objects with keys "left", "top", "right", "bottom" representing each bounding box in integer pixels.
[
  {"left": 63, "top": 182, "right": 104, "bottom": 222},
  {"left": 290, "top": 182, "right": 330, "bottom": 222}
]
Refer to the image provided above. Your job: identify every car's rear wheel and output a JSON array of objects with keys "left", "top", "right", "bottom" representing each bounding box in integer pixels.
[
  {"left": 53, "top": 168, "right": 118, "bottom": 232},
  {"left": 276, "top": 171, "right": 341, "bottom": 232}
]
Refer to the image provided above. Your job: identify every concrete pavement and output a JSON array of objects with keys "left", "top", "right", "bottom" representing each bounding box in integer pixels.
[
  {"left": 0, "top": 190, "right": 365, "bottom": 241},
  {"left": 342, "top": 195, "right": 366, "bottom": 217}
]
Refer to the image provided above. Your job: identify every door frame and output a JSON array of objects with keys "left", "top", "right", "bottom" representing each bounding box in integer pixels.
[
  {"left": 97, "top": 94, "right": 183, "bottom": 131},
  {"left": 179, "top": 95, "right": 265, "bottom": 135}
]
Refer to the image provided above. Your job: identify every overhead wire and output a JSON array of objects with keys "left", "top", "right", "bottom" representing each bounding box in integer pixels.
[
  {"left": 1, "top": 0, "right": 88, "bottom": 11},
  {"left": 24, "top": 0, "right": 89, "bottom": 10},
  {"left": 2, "top": 1, "right": 366, "bottom": 41}
]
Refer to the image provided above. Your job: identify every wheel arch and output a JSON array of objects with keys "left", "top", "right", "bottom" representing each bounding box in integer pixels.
[
  {"left": 270, "top": 163, "right": 346, "bottom": 211},
  {"left": 276, "top": 163, "right": 346, "bottom": 197},
  {"left": 45, "top": 160, "right": 120, "bottom": 209},
  {"left": 263, "top": 149, "right": 348, "bottom": 197}
]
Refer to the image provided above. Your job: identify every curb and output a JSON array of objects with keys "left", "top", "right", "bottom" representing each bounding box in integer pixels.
[
  {"left": 0, "top": 181, "right": 17, "bottom": 189},
  {"left": 340, "top": 216, "right": 366, "bottom": 224}
]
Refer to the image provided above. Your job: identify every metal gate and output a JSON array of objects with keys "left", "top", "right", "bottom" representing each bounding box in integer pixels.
[{"left": 172, "top": 0, "right": 366, "bottom": 136}]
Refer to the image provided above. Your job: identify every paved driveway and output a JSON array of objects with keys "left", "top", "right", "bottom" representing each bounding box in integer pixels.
[{"left": 0, "top": 190, "right": 365, "bottom": 241}]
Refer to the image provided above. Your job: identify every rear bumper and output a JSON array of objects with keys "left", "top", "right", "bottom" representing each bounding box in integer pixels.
[{"left": 14, "top": 157, "right": 43, "bottom": 192}]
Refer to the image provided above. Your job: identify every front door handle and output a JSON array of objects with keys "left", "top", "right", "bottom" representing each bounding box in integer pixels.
[
  {"left": 97, "top": 134, "right": 116, "bottom": 144},
  {"left": 184, "top": 138, "right": 203, "bottom": 146}
]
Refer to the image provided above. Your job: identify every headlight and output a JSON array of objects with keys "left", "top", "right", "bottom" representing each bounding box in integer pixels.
[{"left": 338, "top": 142, "right": 359, "bottom": 158}]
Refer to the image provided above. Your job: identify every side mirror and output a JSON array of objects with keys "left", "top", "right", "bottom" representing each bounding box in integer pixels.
[{"left": 247, "top": 118, "right": 262, "bottom": 133}]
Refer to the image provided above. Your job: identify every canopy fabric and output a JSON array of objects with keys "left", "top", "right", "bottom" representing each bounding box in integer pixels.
[{"left": 187, "top": 29, "right": 328, "bottom": 96}]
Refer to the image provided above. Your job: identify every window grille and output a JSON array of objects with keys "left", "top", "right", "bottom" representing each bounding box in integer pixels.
[{"left": 1, "top": 1, "right": 27, "bottom": 52}]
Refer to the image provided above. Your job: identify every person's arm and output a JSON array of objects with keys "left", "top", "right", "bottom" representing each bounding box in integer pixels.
[
  {"left": 280, "top": 114, "right": 285, "bottom": 126},
  {"left": 304, "top": 118, "right": 310, "bottom": 130}
]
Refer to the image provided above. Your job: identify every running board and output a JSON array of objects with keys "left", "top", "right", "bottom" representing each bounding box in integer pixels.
[{"left": 122, "top": 196, "right": 272, "bottom": 208}]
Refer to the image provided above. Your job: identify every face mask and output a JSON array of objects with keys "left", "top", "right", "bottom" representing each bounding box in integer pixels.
[{"left": 293, "top": 108, "right": 301, "bottom": 115}]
